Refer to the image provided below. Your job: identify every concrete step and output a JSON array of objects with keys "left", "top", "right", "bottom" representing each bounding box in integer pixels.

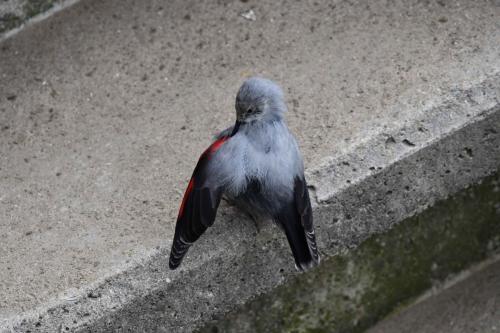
[
  {"left": 197, "top": 170, "right": 500, "bottom": 333},
  {"left": 367, "top": 256, "right": 500, "bottom": 333},
  {"left": 0, "top": 0, "right": 499, "bottom": 331}
]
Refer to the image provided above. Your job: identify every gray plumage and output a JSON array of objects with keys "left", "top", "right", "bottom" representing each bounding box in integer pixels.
[{"left": 169, "top": 77, "right": 320, "bottom": 271}]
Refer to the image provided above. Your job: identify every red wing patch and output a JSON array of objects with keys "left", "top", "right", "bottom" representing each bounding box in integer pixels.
[
  {"left": 178, "top": 178, "right": 195, "bottom": 218},
  {"left": 177, "top": 137, "right": 228, "bottom": 219},
  {"left": 207, "top": 137, "right": 228, "bottom": 155}
]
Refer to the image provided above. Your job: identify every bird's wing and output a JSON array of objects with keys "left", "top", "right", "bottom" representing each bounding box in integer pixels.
[
  {"left": 275, "top": 176, "right": 320, "bottom": 271},
  {"left": 168, "top": 137, "right": 229, "bottom": 270},
  {"left": 214, "top": 125, "right": 234, "bottom": 140}
]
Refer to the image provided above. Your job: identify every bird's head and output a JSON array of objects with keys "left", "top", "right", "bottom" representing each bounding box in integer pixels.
[{"left": 234, "top": 77, "right": 287, "bottom": 125}]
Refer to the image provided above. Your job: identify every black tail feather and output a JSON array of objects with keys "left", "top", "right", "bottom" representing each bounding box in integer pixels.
[
  {"left": 275, "top": 176, "right": 320, "bottom": 271},
  {"left": 278, "top": 204, "right": 320, "bottom": 271},
  {"left": 282, "top": 222, "right": 315, "bottom": 270},
  {"left": 169, "top": 236, "right": 192, "bottom": 269}
]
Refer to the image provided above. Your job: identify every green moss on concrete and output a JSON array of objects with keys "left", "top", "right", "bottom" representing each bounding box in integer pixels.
[
  {"left": 0, "top": 0, "right": 58, "bottom": 34},
  {"left": 198, "top": 171, "right": 500, "bottom": 333},
  {"left": 0, "top": 13, "right": 22, "bottom": 33},
  {"left": 23, "top": 0, "right": 56, "bottom": 19}
]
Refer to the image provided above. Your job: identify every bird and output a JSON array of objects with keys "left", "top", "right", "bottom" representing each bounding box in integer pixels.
[{"left": 169, "top": 77, "right": 320, "bottom": 271}]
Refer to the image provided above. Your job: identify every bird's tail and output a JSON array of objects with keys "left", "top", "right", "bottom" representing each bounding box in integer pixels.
[
  {"left": 169, "top": 234, "right": 192, "bottom": 269},
  {"left": 278, "top": 208, "right": 320, "bottom": 271}
]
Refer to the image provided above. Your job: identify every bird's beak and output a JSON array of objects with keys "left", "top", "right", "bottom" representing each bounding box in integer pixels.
[{"left": 230, "top": 120, "right": 241, "bottom": 136}]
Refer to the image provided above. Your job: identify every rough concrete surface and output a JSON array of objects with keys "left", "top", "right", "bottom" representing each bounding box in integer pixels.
[
  {"left": 367, "top": 257, "right": 500, "bottom": 333},
  {"left": 0, "top": 0, "right": 499, "bottom": 331}
]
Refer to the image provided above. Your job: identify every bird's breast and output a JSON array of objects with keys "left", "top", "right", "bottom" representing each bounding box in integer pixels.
[{"left": 210, "top": 121, "right": 303, "bottom": 199}]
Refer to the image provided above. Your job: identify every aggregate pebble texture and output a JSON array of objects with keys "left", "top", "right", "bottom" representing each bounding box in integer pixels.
[{"left": 0, "top": 0, "right": 499, "bottom": 331}]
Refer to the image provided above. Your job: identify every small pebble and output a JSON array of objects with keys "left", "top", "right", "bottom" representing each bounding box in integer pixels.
[{"left": 240, "top": 9, "right": 256, "bottom": 21}]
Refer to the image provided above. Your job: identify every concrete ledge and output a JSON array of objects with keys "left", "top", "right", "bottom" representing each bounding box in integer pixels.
[
  {"left": 200, "top": 172, "right": 500, "bottom": 333},
  {"left": 1, "top": 0, "right": 499, "bottom": 331},
  {"left": 2, "top": 75, "right": 498, "bottom": 332}
]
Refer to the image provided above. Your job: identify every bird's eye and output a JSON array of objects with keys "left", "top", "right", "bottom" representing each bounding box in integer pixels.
[{"left": 247, "top": 108, "right": 254, "bottom": 114}]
